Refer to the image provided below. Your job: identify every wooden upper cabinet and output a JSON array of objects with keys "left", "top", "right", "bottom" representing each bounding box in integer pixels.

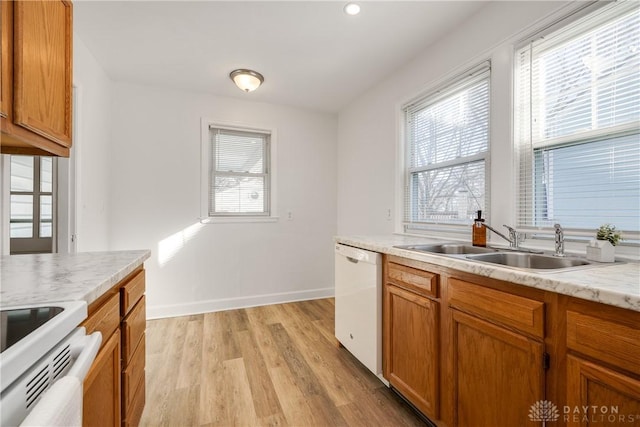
[
  {"left": 1, "top": 0, "right": 11, "bottom": 119},
  {"left": 1, "top": 0, "right": 72, "bottom": 157}
]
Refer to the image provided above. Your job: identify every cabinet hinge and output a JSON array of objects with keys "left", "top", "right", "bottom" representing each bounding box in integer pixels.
[{"left": 543, "top": 352, "right": 550, "bottom": 371}]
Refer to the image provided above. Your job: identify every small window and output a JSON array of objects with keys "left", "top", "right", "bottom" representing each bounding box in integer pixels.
[
  {"left": 9, "top": 155, "right": 56, "bottom": 254},
  {"left": 515, "top": 1, "right": 640, "bottom": 234},
  {"left": 204, "top": 124, "right": 272, "bottom": 219},
  {"left": 403, "top": 62, "right": 491, "bottom": 232}
]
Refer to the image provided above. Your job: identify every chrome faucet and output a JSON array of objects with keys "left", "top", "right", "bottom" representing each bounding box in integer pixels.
[
  {"left": 483, "top": 223, "right": 523, "bottom": 249},
  {"left": 554, "top": 223, "right": 565, "bottom": 257},
  {"left": 503, "top": 225, "right": 523, "bottom": 248}
]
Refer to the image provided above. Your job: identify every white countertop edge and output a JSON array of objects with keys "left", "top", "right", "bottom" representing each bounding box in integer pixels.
[
  {"left": 0, "top": 250, "right": 151, "bottom": 308},
  {"left": 80, "top": 250, "right": 151, "bottom": 305},
  {"left": 335, "top": 235, "right": 640, "bottom": 313}
]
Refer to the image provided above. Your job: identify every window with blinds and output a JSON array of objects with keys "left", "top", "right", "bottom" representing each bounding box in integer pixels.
[
  {"left": 515, "top": 1, "right": 640, "bottom": 235},
  {"left": 209, "top": 127, "right": 270, "bottom": 216},
  {"left": 403, "top": 63, "right": 491, "bottom": 231}
]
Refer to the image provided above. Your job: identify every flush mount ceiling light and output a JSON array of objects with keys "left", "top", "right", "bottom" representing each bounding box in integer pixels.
[
  {"left": 344, "top": 2, "right": 360, "bottom": 16},
  {"left": 229, "top": 69, "right": 264, "bottom": 92}
]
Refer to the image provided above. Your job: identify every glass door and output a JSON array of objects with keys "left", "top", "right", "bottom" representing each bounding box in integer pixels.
[{"left": 9, "top": 156, "right": 56, "bottom": 254}]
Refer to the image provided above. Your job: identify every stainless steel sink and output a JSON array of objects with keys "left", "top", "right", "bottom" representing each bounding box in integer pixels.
[
  {"left": 466, "top": 252, "right": 592, "bottom": 270},
  {"left": 394, "top": 243, "right": 499, "bottom": 255}
]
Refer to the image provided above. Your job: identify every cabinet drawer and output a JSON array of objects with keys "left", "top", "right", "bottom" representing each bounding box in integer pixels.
[
  {"left": 387, "top": 262, "right": 439, "bottom": 298},
  {"left": 82, "top": 292, "right": 120, "bottom": 349},
  {"left": 120, "top": 269, "right": 145, "bottom": 316},
  {"left": 122, "top": 334, "right": 145, "bottom": 409},
  {"left": 567, "top": 311, "right": 640, "bottom": 374},
  {"left": 122, "top": 296, "right": 146, "bottom": 364},
  {"left": 448, "top": 278, "right": 544, "bottom": 339},
  {"left": 123, "top": 376, "right": 145, "bottom": 427}
]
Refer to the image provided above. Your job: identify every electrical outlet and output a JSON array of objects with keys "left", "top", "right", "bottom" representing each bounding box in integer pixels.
[{"left": 287, "top": 211, "right": 293, "bottom": 221}]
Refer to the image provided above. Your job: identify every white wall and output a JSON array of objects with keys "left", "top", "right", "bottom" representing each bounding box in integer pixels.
[
  {"left": 73, "top": 34, "right": 112, "bottom": 252},
  {"left": 108, "top": 82, "right": 337, "bottom": 318},
  {"left": 337, "top": 1, "right": 570, "bottom": 240}
]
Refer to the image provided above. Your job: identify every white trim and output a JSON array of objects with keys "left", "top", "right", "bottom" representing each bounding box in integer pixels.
[
  {"left": 1, "top": 155, "right": 10, "bottom": 255},
  {"left": 200, "top": 118, "right": 278, "bottom": 222},
  {"left": 72, "top": 85, "right": 83, "bottom": 251},
  {"left": 200, "top": 216, "right": 279, "bottom": 224},
  {"left": 146, "top": 286, "right": 335, "bottom": 320},
  {"left": 57, "top": 87, "right": 79, "bottom": 254}
]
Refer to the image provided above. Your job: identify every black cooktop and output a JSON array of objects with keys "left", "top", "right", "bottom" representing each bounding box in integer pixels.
[{"left": 0, "top": 307, "right": 63, "bottom": 353}]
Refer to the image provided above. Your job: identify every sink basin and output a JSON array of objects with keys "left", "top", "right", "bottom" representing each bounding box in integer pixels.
[
  {"left": 466, "top": 252, "right": 592, "bottom": 270},
  {"left": 395, "top": 243, "right": 499, "bottom": 255}
]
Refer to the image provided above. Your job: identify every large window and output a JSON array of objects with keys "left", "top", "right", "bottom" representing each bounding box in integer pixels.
[
  {"left": 403, "top": 63, "right": 490, "bottom": 232},
  {"left": 515, "top": 1, "right": 640, "bottom": 234},
  {"left": 206, "top": 125, "right": 271, "bottom": 217}
]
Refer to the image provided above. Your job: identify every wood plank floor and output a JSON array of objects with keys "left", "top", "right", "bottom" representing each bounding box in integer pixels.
[{"left": 139, "top": 298, "right": 427, "bottom": 426}]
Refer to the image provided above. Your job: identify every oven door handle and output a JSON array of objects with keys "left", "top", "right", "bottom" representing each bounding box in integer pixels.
[{"left": 67, "top": 330, "right": 102, "bottom": 381}]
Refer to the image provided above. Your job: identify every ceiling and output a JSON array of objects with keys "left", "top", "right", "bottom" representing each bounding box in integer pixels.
[{"left": 74, "top": 1, "right": 488, "bottom": 114}]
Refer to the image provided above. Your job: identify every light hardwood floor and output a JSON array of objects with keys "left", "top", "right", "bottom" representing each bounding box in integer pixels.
[{"left": 139, "top": 298, "right": 427, "bottom": 426}]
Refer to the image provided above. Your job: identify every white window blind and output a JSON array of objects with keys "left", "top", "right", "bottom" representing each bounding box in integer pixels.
[
  {"left": 404, "top": 63, "right": 491, "bottom": 231},
  {"left": 515, "top": 1, "right": 640, "bottom": 234},
  {"left": 209, "top": 127, "right": 270, "bottom": 216}
]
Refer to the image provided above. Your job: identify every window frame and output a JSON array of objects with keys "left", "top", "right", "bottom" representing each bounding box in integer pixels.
[
  {"left": 513, "top": 0, "right": 640, "bottom": 239},
  {"left": 9, "top": 155, "right": 56, "bottom": 254},
  {"left": 401, "top": 62, "right": 492, "bottom": 236},
  {"left": 200, "top": 119, "right": 278, "bottom": 223}
]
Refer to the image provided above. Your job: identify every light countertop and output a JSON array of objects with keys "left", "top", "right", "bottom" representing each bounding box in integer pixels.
[
  {"left": 0, "top": 250, "right": 151, "bottom": 308},
  {"left": 335, "top": 235, "right": 640, "bottom": 312}
]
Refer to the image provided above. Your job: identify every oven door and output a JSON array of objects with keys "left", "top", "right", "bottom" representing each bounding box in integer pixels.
[{"left": 0, "top": 327, "right": 101, "bottom": 426}]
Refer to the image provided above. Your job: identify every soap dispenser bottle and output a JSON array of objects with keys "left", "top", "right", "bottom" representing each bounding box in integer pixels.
[{"left": 472, "top": 210, "right": 486, "bottom": 247}]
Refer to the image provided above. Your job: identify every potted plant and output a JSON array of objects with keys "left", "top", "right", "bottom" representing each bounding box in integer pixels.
[{"left": 587, "top": 224, "right": 622, "bottom": 262}]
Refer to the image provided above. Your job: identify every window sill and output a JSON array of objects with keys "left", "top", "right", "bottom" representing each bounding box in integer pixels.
[{"left": 200, "top": 216, "right": 279, "bottom": 224}]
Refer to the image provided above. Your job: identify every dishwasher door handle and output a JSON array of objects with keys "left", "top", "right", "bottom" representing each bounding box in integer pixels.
[{"left": 346, "top": 256, "right": 360, "bottom": 264}]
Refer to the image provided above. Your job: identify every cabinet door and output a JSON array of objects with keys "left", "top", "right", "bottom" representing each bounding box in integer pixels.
[
  {"left": 0, "top": 0, "right": 12, "bottom": 119},
  {"left": 566, "top": 355, "right": 640, "bottom": 427},
  {"left": 83, "top": 330, "right": 121, "bottom": 427},
  {"left": 452, "top": 310, "right": 544, "bottom": 427},
  {"left": 13, "top": 0, "right": 72, "bottom": 146},
  {"left": 383, "top": 283, "right": 439, "bottom": 419}
]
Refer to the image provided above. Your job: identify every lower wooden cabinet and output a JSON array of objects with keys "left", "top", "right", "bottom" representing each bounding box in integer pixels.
[
  {"left": 83, "top": 330, "right": 121, "bottom": 427},
  {"left": 563, "top": 298, "right": 640, "bottom": 426},
  {"left": 566, "top": 355, "right": 640, "bottom": 427},
  {"left": 383, "top": 281, "right": 439, "bottom": 419},
  {"left": 451, "top": 309, "right": 544, "bottom": 426},
  {"left": 81, "top": 267, "right": 146, "bottom": 427},
  {"left": 380, "top": 255, "right": 637, "bottom": 427}
]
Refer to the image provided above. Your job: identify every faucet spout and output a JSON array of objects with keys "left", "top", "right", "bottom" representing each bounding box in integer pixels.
[{"left": 484, "top": 223, "right": 521, "bottom": 248}]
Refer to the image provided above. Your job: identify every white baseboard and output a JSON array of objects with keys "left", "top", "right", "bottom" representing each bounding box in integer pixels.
[{"left": 146, "top": 286, "right": 335, "bottom": 320}]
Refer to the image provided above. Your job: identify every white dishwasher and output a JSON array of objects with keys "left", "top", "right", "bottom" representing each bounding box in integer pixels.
[{"left": 334, "top": 243, "right": 385, "bottom": 383}]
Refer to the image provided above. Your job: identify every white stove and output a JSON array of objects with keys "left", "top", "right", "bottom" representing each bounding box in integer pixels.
[{"left": 0, "top": 301, "right": 101, "bottom": 426}]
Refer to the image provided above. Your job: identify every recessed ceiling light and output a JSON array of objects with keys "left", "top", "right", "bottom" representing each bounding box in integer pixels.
[{"left": 344, "top": 2, "right": 360, "bottom": 16}]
